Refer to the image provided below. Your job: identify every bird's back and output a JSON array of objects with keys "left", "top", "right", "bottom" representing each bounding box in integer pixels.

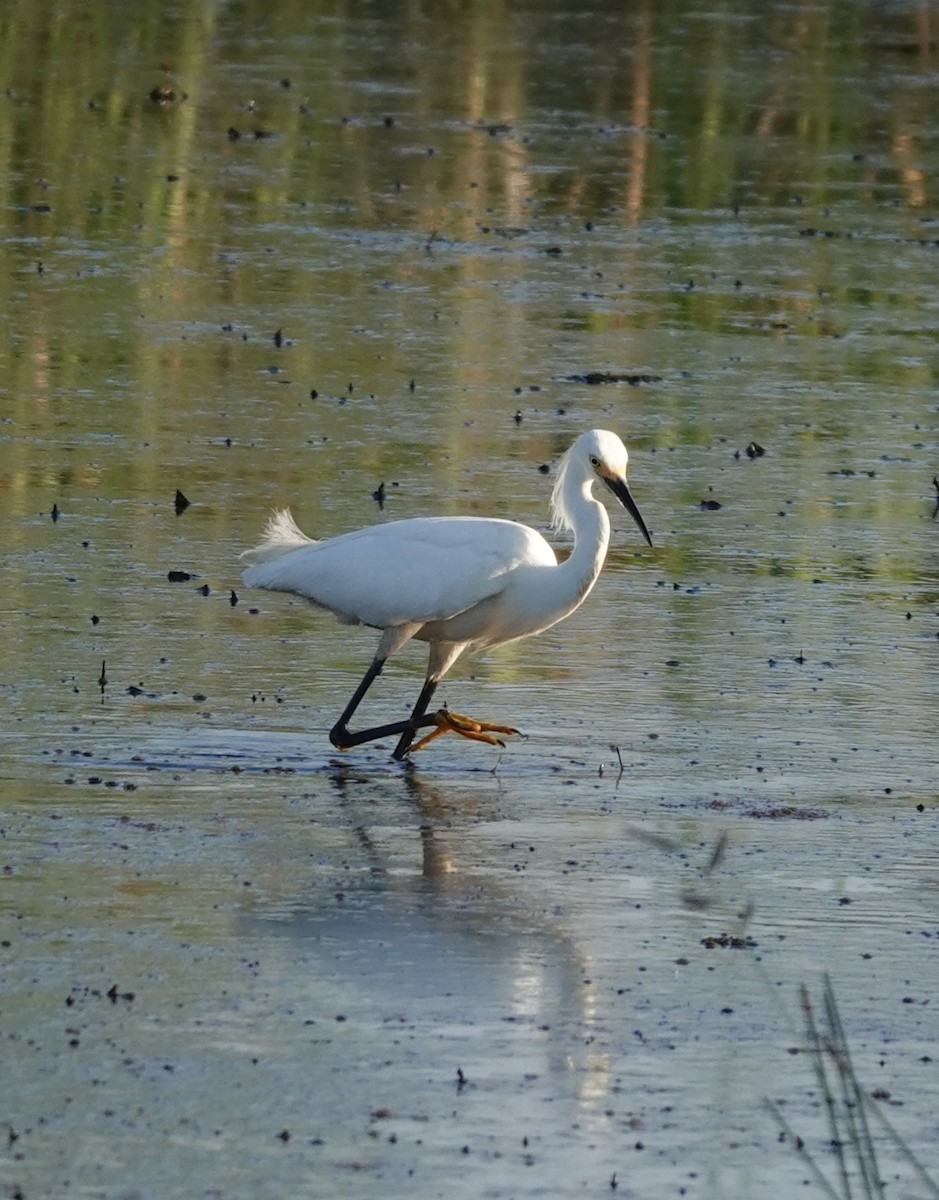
[{"left": 242, "top": 512, "right": 557, "bottom": 631}]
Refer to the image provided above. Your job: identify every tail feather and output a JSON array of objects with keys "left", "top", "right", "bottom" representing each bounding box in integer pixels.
[{"left": 241, "top": 508, "right": 315, "bottom": 568}]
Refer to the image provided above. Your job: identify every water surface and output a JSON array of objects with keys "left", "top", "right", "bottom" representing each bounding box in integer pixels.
[{"left": 2, "top": 2, "right": 938, "bottom": 1197}]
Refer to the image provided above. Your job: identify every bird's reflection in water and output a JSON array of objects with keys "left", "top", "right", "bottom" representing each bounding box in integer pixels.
[
  {"left": 326, "top": 760, "right": 461, "bottom": 882},
  {"left": 237, "top": 763, "right": 610, "bottom": 1111}
]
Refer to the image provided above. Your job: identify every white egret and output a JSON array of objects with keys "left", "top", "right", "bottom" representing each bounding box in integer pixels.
[{"left": 241, "top": 429, "right": 652, "bottom": 759}]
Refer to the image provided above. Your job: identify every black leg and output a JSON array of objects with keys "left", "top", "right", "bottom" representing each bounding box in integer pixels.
[
  {"left": 392, "top": 678, "right": 439, "bottom": 761},
  {"left": 329, "top": 659, "right": 441, "bottom": 756},
  {"left": 329, "top": 657, "right": 385, "bottom": 748}
]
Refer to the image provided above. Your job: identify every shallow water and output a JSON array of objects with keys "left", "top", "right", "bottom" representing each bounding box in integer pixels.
[{"left": 2, "top": 1, "right": 939, "bottom": 1197}]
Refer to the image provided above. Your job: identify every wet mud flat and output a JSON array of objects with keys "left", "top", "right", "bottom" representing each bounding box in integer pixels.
[
  {"left": 2, "top": 722, "right": 937, "bottom": 1200},
  {"left": 3, "top": 0, "right": 939, "bottom": 1195}
]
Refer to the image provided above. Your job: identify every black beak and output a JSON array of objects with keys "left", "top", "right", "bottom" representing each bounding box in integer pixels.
[{"left": 604, "top": 475, "right": 652, "bottom": 547}]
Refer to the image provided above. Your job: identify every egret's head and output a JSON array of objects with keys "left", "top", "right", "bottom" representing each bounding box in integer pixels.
[
  {"left": 552, "top": 429, "right": 652, "bottom": 547},
  {"left": 581, "top": 428, "right": 630, "bottom": 481}
]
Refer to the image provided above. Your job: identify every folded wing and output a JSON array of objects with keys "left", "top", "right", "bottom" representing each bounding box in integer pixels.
[{"left": 242, "top": 513, "right": 557, "bottom": 630}]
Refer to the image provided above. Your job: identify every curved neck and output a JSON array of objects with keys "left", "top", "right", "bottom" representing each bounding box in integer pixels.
[{"left": 555, "top": 479, "right": 611, "bottom": 611}]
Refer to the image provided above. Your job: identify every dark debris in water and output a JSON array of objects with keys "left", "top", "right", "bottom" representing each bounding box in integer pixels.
[
  {"left": 149, "top": 84, "right": 187, "bottom": 105},
  {"left": 480, "top": 224, "right": 529, "bottom": 238},
  {"left": 66, "top": 983, "right": 136, "bottom": 1008},
  {"left": 707, "top": 799, "right": 830, "bottom": 820},
  {"left": 227, "top": 126, "right": 276, "bottom": 140},
  {"left": 801, "top": 223, "right": 939, "bottom": 251},
  {"left": 750, "top": 806, "right": 831, "bottom": 820},
  {"left": 561, "top": 371, "right": 662, "bottom": 386},
  {"left": 799, "top": 226, "right": 853, "bottom": 239},
  {"left": 477, "top": 120, "right": 512, "bottom": 137},
  {"left": 701, "top": 931, "right": 758, "bottom": 950},
  {"left": 701, "top": 933, "right": 757, "bottom": 950},
  {"left": 64, "top": 774, "right": 139, "bottom": 791}
]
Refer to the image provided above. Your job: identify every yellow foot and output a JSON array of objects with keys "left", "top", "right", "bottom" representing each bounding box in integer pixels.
[{"left": 410, "top": 708, "right": 521, "bottom": 753}]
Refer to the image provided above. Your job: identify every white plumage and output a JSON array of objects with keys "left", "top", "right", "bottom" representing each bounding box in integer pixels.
[
  {"left": 243, "top": 514, "right": 554, "bottom": 633},
  {"left": 241, "top": 429, "right": 652, "bottom": 759}
]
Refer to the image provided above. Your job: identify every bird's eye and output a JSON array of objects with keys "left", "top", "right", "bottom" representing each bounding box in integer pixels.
[{"left": 589, "top": 455, "right": 600, "bottom": 468}]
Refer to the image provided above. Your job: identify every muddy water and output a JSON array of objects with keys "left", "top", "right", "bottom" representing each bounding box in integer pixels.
[{"left": 2, "top": 2, "right": 938, "bottom": 1197}]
